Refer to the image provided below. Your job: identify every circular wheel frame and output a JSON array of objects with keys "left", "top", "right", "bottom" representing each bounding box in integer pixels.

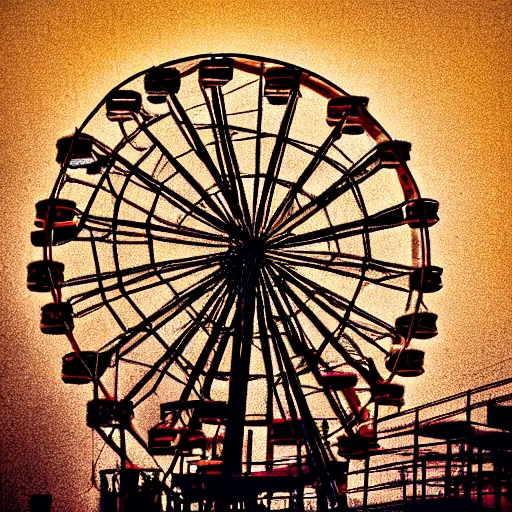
[{"left": 31, "top": 53, "right": 439, "bottom": 509}]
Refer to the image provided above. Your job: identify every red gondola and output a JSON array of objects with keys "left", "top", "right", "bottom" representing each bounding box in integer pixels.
[
  {"left": 321, "top": 371, "right": 358, "bottom": 390},
  {"left": 409, "top": 266, "right": 443, "bottom": 293},
  {"left": 264, "top": 67, "right": 301, "bottom": 105},
  {"left": 61, "top": 351, "right": 111, "bottom": 384},
  {"left": 56, "top": 134, "right": 97, "bottom": 169},
  {"left": 27, "top": 260, "right": 65, "bottom": 292},
  {"left": 40, "top": 302, "right": 74, "bottom": 335},
  {"left": 148, "top": 422, "right": 207, "bottom": 455},
  {"left": 336, "top": 434, "right": 380, "bottom": 459},
  {"left": 144, "top": 66, "right": 181, "bottom": 103},
  {"left": 31, "top": 199, "right": 81, "bottom": 247},
  {"left": 87, "top": 399, "right": 133, "bottom": 428},
  {"left": 326, "top": 96, "right": 369, "bottom": 134},
  {"left": 199, "top": 57, "right": 234, "bottom": 88},
  {"left": 405, "top": 199, "right": 439, "bottom": 228},
  {"left": 269, "top": 418, "right": 305, "bottom": 445},
  {"left": 106, "top": 90, "right": 142, "bottom": 121},
  {"left": 395, "top": 311, "right": 438, "bottom": 339},
  {"left": 385, "top": 348, "right": 425, "bottom": 377},
  {"left": 374, "top": 140, "right": 412, "bottom": 167},
  {"left": 372, "top": 381, "right": 405, "bottom": 407}
]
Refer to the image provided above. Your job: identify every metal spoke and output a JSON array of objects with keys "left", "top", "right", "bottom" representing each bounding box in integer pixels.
[
  {"left": 267, "top": 147, "right": 380, "bottom": 238},
  {"left": 203, "top": 85, "right": 252, "bottom": 232},
  {"left": 132, "top": 284, "right": 231, "bottom": 407},
  {"left": 259, "top": 268, "right": 340, "bottom": 509},
  {"left": 269, "top": 201, "right": 410, "bottom": 249},
  {"left": 269, "top": 258, "right": 393, "bottom": 347},
  {"left": 264, "top": 264, "right": 353, "bottom": 434},
  {"left": 167, "top": 92, "right": 238, "bottom": 221},
  {"left": 254, "top": 89, "right": 299, "bottom": 236},
  {"left": 264, "top": 116, "right": 347, "bottom": 237},
  {"left": 177, "top": 289, "right": 237, "bottom": 403},
  {"left": 266, "top": 259, "right": 381, "bottom": 383},
  {"left": 268, "top": 249, "right": 411, "bottom": 292},
  {"left": 85, "top": 214, "right": 229, "bottom": 245},
  {"left": 125, "top": 279, "right": 228, "bottom": 402},
  {"left": 135, "top": 117, "right": 233, "bottom": 226}
]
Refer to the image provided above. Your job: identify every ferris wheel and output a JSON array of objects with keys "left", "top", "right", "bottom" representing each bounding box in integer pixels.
[{"left": 28, "top": 54, "right": 441, "bottom": 511}]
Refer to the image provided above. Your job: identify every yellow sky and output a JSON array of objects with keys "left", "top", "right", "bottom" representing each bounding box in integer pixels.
[{"left": 0, "top": 0, "right": 510, "bottom": 510}]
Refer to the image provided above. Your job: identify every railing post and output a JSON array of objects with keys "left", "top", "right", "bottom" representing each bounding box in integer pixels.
[
  {"left": 246, "top": 429, "right": 253, "bottom": 475},
  {"left": 401, "top": 466, "right": 407, "bottom": 511},
  {"left": 412, "top": 408, "right": 419, "bottom": 507},
  {"left": 465, "top": 389, "right": 473, "bottom": 505},
  {"left": 421, "top": 458, "right": 427, "bottom": 501},
  {"left": 495, "top": 449, "right": 502, "bottom": 511},
  {"left": 363, "top": 451, "right": 370, "bottom": 512},
  {"left": 445, "top": 440, "right": 452, "bottom": 499},
  {"left": 476, "top": 446, "right": 483, "bottom": 509}
]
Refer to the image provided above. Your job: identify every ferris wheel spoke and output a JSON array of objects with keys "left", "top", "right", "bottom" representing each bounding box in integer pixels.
[
  {"left": 254, "top": 286, "right": 278, "bottom": 427},
  {"left": 270, "top": 201, "right": 410, "bottom": 249},
  {"left": 203, "top": 86, "right": 252, "bottom": 231},
  {"left": 125, "top": 280, "right": 229, "bottom": 403},
  {"left": 70, "top": 260, "right": 218, "bottom": 314},
  {"left": 100, "top": 166, "right": 220, "bottom": 354},
  {"left": 263, "top": 266, "right": 353, "bottom": 432},
  {"left": 202, "top": 326, "right": 231, "bottom": 400},
  {"left": 268, "top": 249, "right": 411, "bottom": 292},
  {"left": 88, "top": 235, "right": 128, "bottom": 331},
  {"left": 144, "top": 191, "right": 227, "bottom": 344},
  {"left": 255, "top": 89, "right": 300, "bottom": 235},
  {"left": 258, "top": 282, "right": 300, "bottom": 422},
  {"left": 116, "top": 270, "right": 222, "bottom": 359},
  {"left": 84, "top": 214, "right": 229, "bottom": 246},
  {"left": 270, "top": 258, "right": 394, "bottom": 337},
  {"left": 264, "top": 115, "right": 347, "bottom": 237},
  {"left": 108, "top": 152, "right": 231, "bottom": 235},
  {"left": 253, "top": 66, "right": 264, "bottom": 222},
  {"left": 64, "top": 253, "right": 221, "bottom": 289},
  {"left": 167, "top": 92, "right": 238, "bottom": 219},
  {"left": 178, "top": 289, "right": 237, "bottom": 404},
  {"left": 265, "top": 260, "right": 377, "bottom": 382},
  {"left": 94, "top": 427, "right": 132, "bottom": 465},
  {"left": 259, "top": 269, "right": 340, "bottom": 508},
  {"left": 110, "top": 268, "right": 224, "bottom": 357},
  {"left": 135, "top": 119, "right": 233, "bottom": 227},
  {"left": 268, "top": 148, "right": 380, "bottom": 238},
  {"left": 119, "top": 357, "right": 192, "bottom": 390}
]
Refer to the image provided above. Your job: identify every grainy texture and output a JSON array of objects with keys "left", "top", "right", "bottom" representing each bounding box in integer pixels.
[{"left": 0, "top": 0, "right": 510, "bottom": 510}]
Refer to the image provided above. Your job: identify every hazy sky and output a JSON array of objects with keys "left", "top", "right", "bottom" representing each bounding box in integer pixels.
[{"left": 0, "top": 0, "right": 510, "bottom": 510}]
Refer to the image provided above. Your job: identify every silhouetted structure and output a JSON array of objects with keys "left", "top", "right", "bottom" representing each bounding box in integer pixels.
[{"left": 30, "top": 53, "right": 502, "bottom": 511}]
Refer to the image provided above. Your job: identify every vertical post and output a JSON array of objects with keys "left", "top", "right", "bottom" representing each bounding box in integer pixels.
[
  {"left": 495, "top": 449, "right": 502, "bottom": 511},
  {"left": 120, "top": 427, "right": 127, "bottom": 471},
  {"left": 223, "top": 264, "right": 257, "bottom": 477},
  {"left": 401, "top": 467, "right": 407, "bottom": 511},
  {"left": 363, "top": 452, "right": 370, "bottom": 511},
  {"left": 246, "top": 429, "right": 253, "bottom": 475},
  {"left": 421, "top": 459, "right": 427, "bottom": 501},
  {"left": 412, "top": 408, "right": 419, "bottom": 506},
  {"left": 476, "top": 446, "right": 483, "bottom": 509},
  {"left": 466, "top": 439, "right": 473, "bottom": 504},
  {"left": 445, "top": 441, "right": 452, "bottom": 499},
  {"left": 465, "top": 390, "right": 473, "bottom": 505}
]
